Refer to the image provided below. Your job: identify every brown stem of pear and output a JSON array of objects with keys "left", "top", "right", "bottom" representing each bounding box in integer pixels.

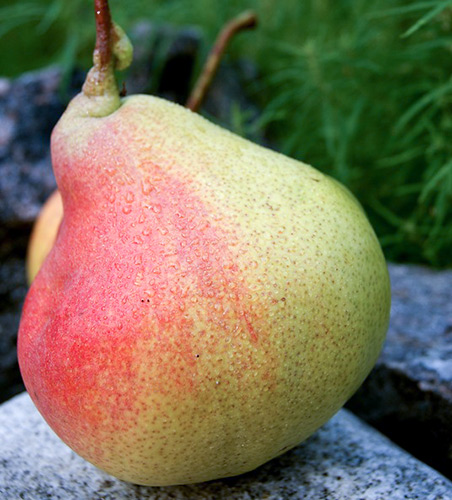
[
  {"left": 94, "top": 0, "right": 113, "bottom": 69},
  {"left": 186, "top": 10, "right": 257, "bottom": 113}
]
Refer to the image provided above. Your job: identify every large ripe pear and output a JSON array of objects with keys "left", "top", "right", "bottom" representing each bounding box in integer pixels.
[{"left": 18, "top": 18, "right": 390, "bottom": 488}]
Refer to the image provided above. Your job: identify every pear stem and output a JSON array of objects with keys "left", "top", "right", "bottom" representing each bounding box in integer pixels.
[
  {"left": 186, "top": 10, "right": 257, "bottom": 113},
  {"left": 94, "top": 0, "right": 113, "bottom": 70}
]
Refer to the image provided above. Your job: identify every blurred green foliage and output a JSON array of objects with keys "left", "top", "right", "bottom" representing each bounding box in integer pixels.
[{"left": 1, "top": 0, "right": 452, "bottom": 267}]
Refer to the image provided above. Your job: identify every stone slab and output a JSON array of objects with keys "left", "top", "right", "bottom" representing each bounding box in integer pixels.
[
  {"left": 1, "top": 392, "right": 451, "bottom": 499},
  {"left": 347, "top": 263, "right": 452, "bottom": 478}
]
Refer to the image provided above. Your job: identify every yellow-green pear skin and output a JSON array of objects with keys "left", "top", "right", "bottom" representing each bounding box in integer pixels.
[{"left": 18, "top": 92, "right": 391, "bottom": 486}]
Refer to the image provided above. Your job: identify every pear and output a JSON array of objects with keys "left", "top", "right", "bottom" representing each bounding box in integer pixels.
[
  {"left": 18, "top": 1, "right": 391, "bottom": 487},
  {"left": 26, "top": 190, "right": 63, "bottom": 283}
]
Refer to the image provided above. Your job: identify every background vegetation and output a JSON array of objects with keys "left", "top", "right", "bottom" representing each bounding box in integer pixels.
[{"left": 1, "top": 0, "right": 452, "bottom": 267}]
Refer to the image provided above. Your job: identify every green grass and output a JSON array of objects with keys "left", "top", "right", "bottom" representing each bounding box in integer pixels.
[{"left": 1, "top": 0, "right": 452, "bottom": 267}]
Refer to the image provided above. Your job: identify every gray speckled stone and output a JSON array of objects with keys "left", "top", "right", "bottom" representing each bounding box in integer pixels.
[
  {"left": 1, "top": 392, "right": 451, "bottom": 499},
  {"left": 347, "top": 263, "right": 452, "bottom": 478}
]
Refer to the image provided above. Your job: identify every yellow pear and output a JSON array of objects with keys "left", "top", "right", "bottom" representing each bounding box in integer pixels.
[{"left": 26, "top": 190, "right": 63, "bottom": 283}]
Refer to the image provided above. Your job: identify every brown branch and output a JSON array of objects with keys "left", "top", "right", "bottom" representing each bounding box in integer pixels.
[{"left": 186, "top": 10, "right": 257, "bottom": 113}]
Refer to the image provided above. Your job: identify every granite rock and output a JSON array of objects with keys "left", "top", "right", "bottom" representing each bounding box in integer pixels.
[
  {"left": 0, "top": 258, "right": 28, "bottom": 401},
  {"left": 347, "top": 263, "right": 452, "bottom": 479},
  {"left": 0, "top": 68, "right": 61, "bottom": 243},
  {"left": 1, "top": 392, "right": 451, "bottom": 500}
]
